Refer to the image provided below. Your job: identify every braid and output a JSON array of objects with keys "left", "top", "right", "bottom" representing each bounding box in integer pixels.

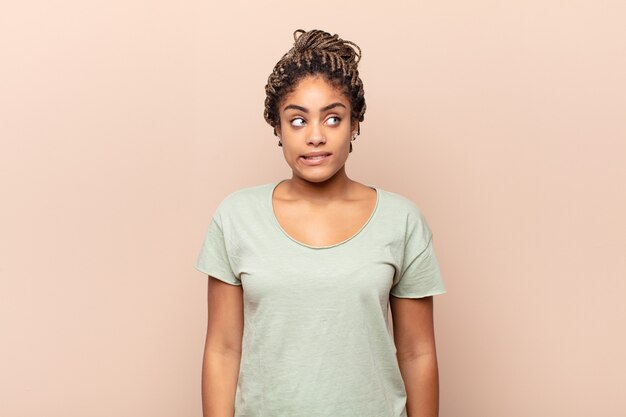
[{"left": 264, "top": 29, "right": 366, "bottom": 137}]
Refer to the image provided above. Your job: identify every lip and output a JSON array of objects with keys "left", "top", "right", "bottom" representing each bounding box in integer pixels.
[
  {"left": 301, "top": 151, "right": 332, "bottom": 157},
  {"left": 299, "top": 152, "right": 332, "bottom": 166}
]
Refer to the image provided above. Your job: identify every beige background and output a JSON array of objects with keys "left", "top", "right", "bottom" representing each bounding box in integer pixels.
[{"left": 1, "top": 1, "right": 625, "bottom": 416}]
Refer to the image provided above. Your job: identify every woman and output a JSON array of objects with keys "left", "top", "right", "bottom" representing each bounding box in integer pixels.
[{"left": 195, "top": 29, "right": 447, "bottom": 417}]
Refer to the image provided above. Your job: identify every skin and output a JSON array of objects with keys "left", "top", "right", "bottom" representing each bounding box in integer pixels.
[
  {"left": 273, "top": 74, "right": 376, "bottom": 247},
  {"left": 202, "top": 74, "right": 440, "bottom": 417},
  {"left": 390, "top": 295, "right": 440, "bottom": 417}
]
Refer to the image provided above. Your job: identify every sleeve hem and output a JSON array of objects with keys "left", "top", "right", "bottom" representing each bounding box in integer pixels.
[
  {"left": 389, "top": 288, "right": 447, "bottom": 299},
  {"left": 194, "top": 265, "right": 242, "bottom": 286}
]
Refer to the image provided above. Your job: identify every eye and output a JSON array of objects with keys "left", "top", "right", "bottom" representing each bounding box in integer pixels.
[
  {"left": 290, "top": 117, "right": 305, "bottom": 127},
  {"left": 326, "top": 116, "right": 341, "bottom": 126}
]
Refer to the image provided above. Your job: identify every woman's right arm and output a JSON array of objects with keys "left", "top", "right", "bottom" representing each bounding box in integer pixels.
[{"left": 202, "top": 275, "right": 244, "bottom": 417}]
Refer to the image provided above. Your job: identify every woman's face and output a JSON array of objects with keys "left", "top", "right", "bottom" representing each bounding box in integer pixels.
[{"left": 276, "top": 75, "right": 357, "bottom": 183}]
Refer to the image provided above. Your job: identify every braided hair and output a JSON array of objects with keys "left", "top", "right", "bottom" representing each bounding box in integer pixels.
[{"left": 264, "top": 29, "right": 366, "bottom": 138}]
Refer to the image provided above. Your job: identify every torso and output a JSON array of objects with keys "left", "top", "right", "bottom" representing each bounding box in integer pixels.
[
  {"left": 271, "top": 180, "right": 378, "bottom": 248},
  {"left": 195, "top": 180, "right": 445, "bottom": 416}
]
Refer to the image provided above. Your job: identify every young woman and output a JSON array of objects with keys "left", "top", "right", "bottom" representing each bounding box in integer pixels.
[{"left": 195, "top": 29, "right": 447, "bottom": 417}]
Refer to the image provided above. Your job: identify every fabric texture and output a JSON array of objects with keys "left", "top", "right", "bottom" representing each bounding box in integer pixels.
[{"left": 195, "top": 180, "right": 446, "bottom": 417}]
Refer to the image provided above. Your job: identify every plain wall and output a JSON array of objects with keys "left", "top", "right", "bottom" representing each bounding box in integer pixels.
[{"left": 1, "top": 1, "right": 624, "bottom": 416}]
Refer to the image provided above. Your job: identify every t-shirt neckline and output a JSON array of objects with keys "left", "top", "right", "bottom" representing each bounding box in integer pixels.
[{"left": 268, "top": 179, "right": 381, "bottom": 250}]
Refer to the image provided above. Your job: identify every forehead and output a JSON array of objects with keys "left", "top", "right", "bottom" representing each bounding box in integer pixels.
[{"left": 281, "top": 75, "right": 350, "bottom": 109}]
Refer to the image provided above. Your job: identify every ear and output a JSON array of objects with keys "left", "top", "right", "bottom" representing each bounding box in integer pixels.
[
  {"left": 351, "top": 119, "right": 359, "bottom": 136},
  {"left": 275, "top": 125, "right": 282, "bottom": 138}
]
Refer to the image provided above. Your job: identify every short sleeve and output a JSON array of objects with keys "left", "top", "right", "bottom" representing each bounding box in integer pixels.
[
  {"left": 194, "top": 214, "right": 241, "bottom": 286},
  {"left": 390, "top": 208, "right": 447, "bottom": 299}
]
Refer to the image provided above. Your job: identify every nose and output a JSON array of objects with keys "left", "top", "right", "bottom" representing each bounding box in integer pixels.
[{"left": 307, "top": 122, "right": 326, "bottom": 145}]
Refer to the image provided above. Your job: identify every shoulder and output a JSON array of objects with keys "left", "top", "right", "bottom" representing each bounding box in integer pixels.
[
  {"left": 378, "top": 187, "right": 426, "bottom": 219},
  {"left": 213, "top": 181, "right": 274, "bottom": 219},
  {"left": 375, "top": 187, "right": 434, "bottom": 241},
  {"left": 218, "top": 182, "right": 271, "bottom": 206}
]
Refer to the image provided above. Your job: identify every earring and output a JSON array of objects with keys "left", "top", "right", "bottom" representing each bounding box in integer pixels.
[
  {"left": 278, "top": 140, "right": 282, "bottom": 147},
  {"left": 349, "top": 133, "right": 357, "bottom": 153}
]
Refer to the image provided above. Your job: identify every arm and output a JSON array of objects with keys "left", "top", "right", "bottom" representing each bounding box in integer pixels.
[
  {"left": 389, "top": 295, "right": 440, "bottom": 417},
  {"left": 202, "top": 276, "right": 244, "bottom": 417}
]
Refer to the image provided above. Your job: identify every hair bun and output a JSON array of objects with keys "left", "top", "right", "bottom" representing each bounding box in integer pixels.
[{"left": 291, "top": 29, "right": 361, "bottom": 66}]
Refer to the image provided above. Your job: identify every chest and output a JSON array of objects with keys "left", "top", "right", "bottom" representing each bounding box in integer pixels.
[
  {"left": 240, "top": 247, "right": 396, "bottom": 314},
  {"left": 272, "top": 196, "right": 377, "bottom": 248}
]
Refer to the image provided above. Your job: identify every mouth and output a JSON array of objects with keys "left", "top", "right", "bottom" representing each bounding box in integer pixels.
[{"left": 299, "top": 152, "right": 332, "bottom": 166}]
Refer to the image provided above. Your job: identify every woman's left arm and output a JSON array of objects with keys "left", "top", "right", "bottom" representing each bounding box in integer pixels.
[{"left": 389, "top": 295, "right": 440, "bottom": 417}]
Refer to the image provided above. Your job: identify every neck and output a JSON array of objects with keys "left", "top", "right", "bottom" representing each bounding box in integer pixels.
[{"left": 284, "top": 169, "right": 353, "bottom": 202}]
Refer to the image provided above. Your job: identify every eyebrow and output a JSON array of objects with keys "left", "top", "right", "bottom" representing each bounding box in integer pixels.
[{"left": 282, "top": 102, "right": 347, "bottom": 113}]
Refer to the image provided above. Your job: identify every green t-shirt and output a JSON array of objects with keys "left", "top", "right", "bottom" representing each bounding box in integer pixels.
[{"left": 195, "top": 180, "right": 446, "bottom": 417}]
